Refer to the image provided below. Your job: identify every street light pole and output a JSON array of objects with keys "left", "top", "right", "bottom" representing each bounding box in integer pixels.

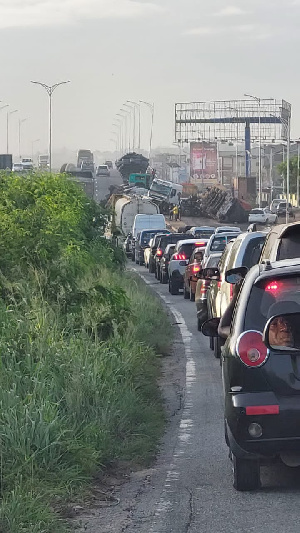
[
  {"left": 19, "top": 118, "right": 27, "bottom": 160},
  {"left": 31, "top": 80, "right": 70, "bottom": 173},
  {"left": 140, "top": 100, "right": 154, "bottom": 160},
  {"left": 117, "top": 112, "right": 128, "bottom": 153},
  {"left": 7, "top": 109, "right": 18, "bottom": 154},
  {"left": 127, "top": 101, "right": 141, "bottom": 151},
  {"left": 124, "top": 103, "right": 136, "bottom": 151}
]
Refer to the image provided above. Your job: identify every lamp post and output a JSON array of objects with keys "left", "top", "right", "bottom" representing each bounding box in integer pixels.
[
  {"left": 7, "top": 109, "right": 18, "bottom": 154},
  {"left": 117, "top": 111, "right": 128, "bottom": 152},
  {"left": 121, "top": 107, "right": 132, "bottom": 152},
  {"left": 31, "top": 80, "right": 70, "bottom": 173},
  {"left": 140, "top": 100, "right": 154, "bottom": 159},
  {"left": 124, "top": 103, "right": 136, "bottom": 152},
  {"left": 113, "top": 119, "right": 123, "bottom": 154},
  {"left": 32, "top": 138, "right": 40, "bottom": 162},
  {"left": 245, "top": 93, "right": 262, "bottom": 207},
  {"left": 19, "top": 118, "right": 27, "bottom": 160},
  {"left": 127, "top": 101, "right": 141, "bottom": 151}
]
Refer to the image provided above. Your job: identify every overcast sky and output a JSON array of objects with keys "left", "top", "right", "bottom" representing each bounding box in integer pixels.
[{"left": 0, "top": 0, "right": 299, "bottom": 157}]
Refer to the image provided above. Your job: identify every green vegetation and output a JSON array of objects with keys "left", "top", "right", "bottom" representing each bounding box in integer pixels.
[
  {"left": 0, "top": 172, "right": 171, "bottom": 532},
  {"left": 277, "top": 156, "right": 299, "bottom": 194}
]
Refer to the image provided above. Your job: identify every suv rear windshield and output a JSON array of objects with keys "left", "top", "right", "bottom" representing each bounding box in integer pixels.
[
  {"left": 193, "top": 229, "right": 215, "bottom": 238},
  {"left": 245, "top": 275, "right": 300, "bottom": 331},
  {"left": 158, "top": 234, "right": 189, "bottom": 250},
  {"left": 178, "top": 243, "right": 198, "bottom": 259},
  {"left": 140, "top": 231, "right": 156, "bottom": 245},
  {"left": 210, "top": 235, "right": 233, "bottom": 252}
]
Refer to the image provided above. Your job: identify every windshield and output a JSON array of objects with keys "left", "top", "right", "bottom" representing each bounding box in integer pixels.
[
  {"left": 210, "top": 236, "right": 228, "bottom": 252},
  {"left": 245, "top": 276, "right": 300, "bottom": 332},
  {"left": 178, "top": 243, "right": 198, "bottom": 259},
  {"left": 151, "top": 182, "right": 172, "bottom": 196},
  {"left": 98, "top": 166, "right": 108, "bottom": 170},
  {"left": 141, "top": 232, "right": 156, "bottom": 245},
  {"left": 194, "top": 229, "right": 215, "bottom": 238}
]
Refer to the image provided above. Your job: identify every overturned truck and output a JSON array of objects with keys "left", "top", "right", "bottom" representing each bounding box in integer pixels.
[{"left": 200, "top": 187, "right": 251, "bottom": 223}]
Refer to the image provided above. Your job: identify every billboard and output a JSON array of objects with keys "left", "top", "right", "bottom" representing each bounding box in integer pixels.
[{"left": 190, "top": 142, "right": 219, "bottom": 186}]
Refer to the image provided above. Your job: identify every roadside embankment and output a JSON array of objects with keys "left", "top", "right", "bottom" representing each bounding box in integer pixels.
[{"left": 0, "top": 172, "right": 171, "bottom": 533}]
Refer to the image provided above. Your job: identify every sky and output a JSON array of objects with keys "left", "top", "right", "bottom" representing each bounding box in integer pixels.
[{"left": 0, "top": 0, "right": 299, "bottom": 159}]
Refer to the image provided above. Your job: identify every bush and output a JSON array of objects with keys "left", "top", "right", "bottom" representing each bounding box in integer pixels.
[{"left": 0, "top": 172, "right": 171, "bottom": 532}]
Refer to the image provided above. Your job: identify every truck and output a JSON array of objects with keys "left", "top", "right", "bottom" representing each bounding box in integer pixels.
[
  {"left": 115, "top": 152, "right": 149, "bottom": 183},
  {"left": 148, "top": 178, "right": 183, "bottom": 208},
  {"left": 114, "top": 196, "right": 160, "bottom": 236},
  {"left": 77, "top": 149, "right": 94, "bottom": 172},
  {"left": 128, "top": 172, "right": 153, "bottom": 189},
  {"left": 0, "top": 154, "right": 13, "bottom": 170},
  {"left": 38, "top": 154, "right": 49, "bottom": 170}
]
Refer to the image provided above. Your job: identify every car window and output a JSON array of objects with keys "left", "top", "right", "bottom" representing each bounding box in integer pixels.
[
  {"left": 193, "top": 229, "right": 214, "bottom": 238},
  {"left": 243, "top": 236, "right": 266, "bottom": 267},
  {"left": 226, "top": 238, "right": 242, "bottom": 271},
  {"left": 178, "top": 243, "right": 196, "bottom": 259},
  {"left": 245, "top": 275, "right": 300, "bottom": 332},
  {"left": 206, "top": 255, "right": 221, "bottom": 268},
  {"left": 277, "top": 234, "right": 300, "bottom": 260},
  {"left": 251, "top": 209, "right": 263, "bottom": 214},
  {"left": 141, "top": 231, "right": 155, "bottom": 245},
  {"left": 210, "top": 236, "right": 227, "bottom": 252}
]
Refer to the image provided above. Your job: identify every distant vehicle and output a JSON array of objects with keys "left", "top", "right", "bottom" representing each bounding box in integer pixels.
[
  {"left": 129, "top": 173, "right": 152, "bottom": 189},
  {"left": 183, "top": 246, "right": 206, "bottom": 301},
  {"left": 149, "top": 178, "right": 183, "bottom": 206},
  {"left": 105, "top": 160, "right": 113, "bottom": 169},
  {"left": 77, "top": 149, "right": 94, "bottom": 172},
  {"left": 276, "top": 201, "right": 295, "bottom": 218},
  {"left": 135, "top": 229, "right": 169, "bottom": 266},
  {"left": 114, "top": 196, "right": 159, "bottom": 237},
  {"left": 248, "top": 208, "right": 277, "bottom": 225},
  {"left": 12, "top": 163, "right": 24, "bottom": 173},
  {"left": 202, "top": 232, "right": 240, "bottom": 263},
  {"left": 0, "top": 154, "right": 13, "bottom": 170},
  {"left": 159, "top": 244, "right": 176, "bottom": 284},
  {"left": 154, "top": 233, "right": 191, "bottom": 280},
  {"left": 195, "top": 253, "right": 222, "bottom": 330},
  {"left": 214, "top": 226, "right": 242, "bottom": 234},
  {"left": 270, "top": 198, "right": 282, "bottom": 213},
  {"left": 38, "top": 154, "right": 49, "bottom": 170},
  {"left": 186, "top": 226, "right": 215, "bottom": 239},
  {"left": 259, "top": 221, "right": 300, "bottom": 263},
  {"left": 21, "top": 158, "right": 34, "bottom": 170},
  {"left": 96, "top": 165, "right": 110, "bottom": 177},
  {"left": 131, "top": 214, "right": 166, "bottom": 261}
]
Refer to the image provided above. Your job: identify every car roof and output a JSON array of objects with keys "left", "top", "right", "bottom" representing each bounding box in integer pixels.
[
  {"left": 266, "top": 221, "right": 300, "bottom": 239},
  {"left": 251, "top": 258, "right": 300, "bottom": 285},
  {"left": 177, "top": 238, "right": 209, "bottom": 245},
  {"left": 215, "top": 226, "right": 242, "bottom": 232},
  {"left": 189, "top": 226, "right": 215, "bottom": 230}
]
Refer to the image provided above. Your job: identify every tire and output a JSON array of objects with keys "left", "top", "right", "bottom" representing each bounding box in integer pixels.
[
  {"left": 233, "top": 455, "right": 261, "bottom": 491},
  {"left": 149, "top": 261, "right": 155, "bottom": 274},
  {"left": 214, "top": 336, "right": 221, "bottom": 359},
  {"left": 169, "top": 280, "right": 179, "bottom": 295},
  {"left": 197, "top": 318, "right": 202, "bottom": 331},
  {"left": 154, "top": 268, "right": 158, "bottom": 279},
  {"left": 131, "top": 253, "right": 135, "bottom": 262},
  {"left": 183, "top": 283, "right": 190, "bottom": 299},
  {"left": 190, "top": 285, "right": 195, "bottom": 302},
  {"left": 139, "top": 260, "right": 143, "bottom": 266},
  {"left": 135, "top": 258, "right": 139, "bottom": 265},
  {"left": 210, "top": 335, "right": 214, "bottom": 351},
  {"left": 161, "top": 271, "right": 168, "bottom": 284}
]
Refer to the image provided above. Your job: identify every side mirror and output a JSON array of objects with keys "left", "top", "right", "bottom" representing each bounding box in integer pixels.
[
  {"left": 201, "top": 317, "right": 220, "bottom": 337},
  {"left": 225, "top": 266, "right": 248, "bottom": 284},
  {"left": 201, "top": 267, "right": 220, "bottom": 281},
  {"left": 263, "top": 312, "right": 300, "bottom": 352}
]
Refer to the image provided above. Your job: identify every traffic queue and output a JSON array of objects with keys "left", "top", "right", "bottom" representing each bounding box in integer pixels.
[{"left": 139, "top": 220, "right": 300, "bottom": 493}]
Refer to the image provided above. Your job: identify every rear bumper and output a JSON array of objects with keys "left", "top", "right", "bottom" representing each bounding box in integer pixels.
[{"left": 226, "top": 391, "right": 300, "bottom": 458}]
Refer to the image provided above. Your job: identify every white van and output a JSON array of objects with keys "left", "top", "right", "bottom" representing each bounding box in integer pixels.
[{"left": 132, "top": 214, "right": 166, "bottom": 239}]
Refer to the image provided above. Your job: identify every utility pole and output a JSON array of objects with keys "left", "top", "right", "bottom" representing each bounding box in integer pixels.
[
  {"left": 19, "top": 118, "right": 27, "bottom": 160},
  {"left": 7, "top": 109, "right": 18, "bottom": 154},
  {"left": 140, "top": 101, "right": 154, "bottom": 160},
  {"left": 245, "top": 94, "right": 261, "bottom": 207},
  {"left": 31, "top": 80, "right": 70, "bottom": 173}
]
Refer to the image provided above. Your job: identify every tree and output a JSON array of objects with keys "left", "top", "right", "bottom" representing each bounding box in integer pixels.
[{"left": 277, "top": 156, "right": 299, "bottom": 195}]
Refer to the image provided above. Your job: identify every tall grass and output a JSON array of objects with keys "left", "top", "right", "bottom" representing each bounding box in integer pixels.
[{"left": 0, "top": 172, "right": 172, "bottom": 532}]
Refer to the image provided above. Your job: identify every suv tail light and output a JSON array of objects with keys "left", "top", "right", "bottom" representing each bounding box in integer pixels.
[
  {"left": 236, "top": 331, "right": 269, "bottom": 367},
  {"left": 192, "top": 264, "right": 201, "bottom": 274},
  {"left": 200, "top": 279, "right": 209, "bottom": 294},
  {"left": 156, "top": 249, "right": 163, "bottom": 257},
  {"left": 195, "top": 242, "right": 206, "bottom": 247},
  {"left": 173, "top": 253, "right": 186, "bottom": 260}
]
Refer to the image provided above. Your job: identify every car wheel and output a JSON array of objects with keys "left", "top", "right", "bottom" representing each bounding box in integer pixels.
[
  {"left": 139, "top": 260, "right": 143, "bottom": 266},
  {"left": 214, "top": 336, "right": 221, "bottom": 359},
  {"left": 149, "top": 262, "right": 155, "bottom": 273},
  {"left": 197, "top": 318, "right": 202, "bottom": 331},
  {"left": 161, "top": 271, "right": 168, "bottom": 284},
  {"left": 131, "top": 254, "right": 135, "bottom": 262},
  {"left": 183, "top": 283, "right": 190, "bottom": 299},
  {"left": 154, "top": 268, "right": 158, "bottom": 279},
  {"left": 232, "top": 455, "right": 261, "bottom": 491},
  {"left": 190, "top": 285, "right": 195, "bottom": 302},
  {"left": 169, "top": 280, "right": 179, "bottom": 295},
  {"left": 135, "top": 258, "right": 139, "bottom": 264}
]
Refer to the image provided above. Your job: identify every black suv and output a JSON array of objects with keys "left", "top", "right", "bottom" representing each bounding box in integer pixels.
[
  {"left": 154, "top": 233, "right": 191, "bottom": 279},
  {"left": 148, "top": 232, "right": 170, "bottom": 273},
  {"left": 203, "top": 259, "right": 300, "bottom": 491},
  {"left": 135, "top": 229, "right": 169, "bottom": 266}
]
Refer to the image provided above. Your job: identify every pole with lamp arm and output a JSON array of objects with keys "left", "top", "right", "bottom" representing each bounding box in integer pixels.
[
  {"left": 31, "top": 81, "right": 70, "bottom": 173},
  {"left": 124, "top": 103, "right": 136, "bottom": 152},
  {"left": 127, "top": 101, "right": 141, "bottom": 151},
  {"left": 113, "top": 119, "right": 123, "bottom": 154},
  {"left": 7, "top": 109, "right": 18, "bottom": 154},
  {"left": 140, "top": 100, "right": 154, "bottom": 160},
  {"left": 19, "top": 118, "right": 27, "bottom": 160},
  {"left": 117, "top": 111, "right": 128, "bottom": 153},
  {"left": 32, "top": 139, "right": 40, "bottom": 163}
]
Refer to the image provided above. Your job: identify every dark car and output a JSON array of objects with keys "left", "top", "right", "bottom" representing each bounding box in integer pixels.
[
  {"left": 276, "top": 201, "right": 295, "bottom": 218},
  {"left": 260, "top": 221, "right": 300, "bottom": 263},
  {"left": 135, "top": 229, "right": 169, "bottom": 266},
  {"left": 147, "top": 232, "right": 171, "bottom": 273},
  {"left": 160, "top": 244, "right": 176, "bottom": 284},
  {"left": 203, "top": 259, "right": 300, "bottom": 491},
  {"left": 154, "top": 233, "right": 191, "bottom": 280}
]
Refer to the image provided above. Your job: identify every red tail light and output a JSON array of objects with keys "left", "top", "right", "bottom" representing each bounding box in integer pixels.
[
  {"left": 265, "top": 281, "right": 280, "bottom": 292},
  {"left": 156, "top": 249, "right": 163, "bottom": 257},
  {"left": 230, "top": 283, "right": 234, "bottom": 299},
  {"left": 192, "top": 264, "right": 201, "bottom": 274},
  {"left": 200, "top": 279, "right": 209, "bottom": 294},
  {"left": 236, "top": 331, "right": 269, "bottom": 368},
  {"left": 173, "top": 253, "right": 186, "bottom": 260},
  {"left": 195, "top": 242, "right": 206, "bottom": 247}
]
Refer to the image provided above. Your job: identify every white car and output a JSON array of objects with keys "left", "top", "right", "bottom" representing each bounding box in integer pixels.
[
  {"left": 168, "top": 239, "right": 208, "bottom": 295},
  {"left": 214, "top": 226, "right": 242, "bottom": 234},
  {"left": 21, "top": 158, "right": 34, "bottom": 170},
  {"left": 248, "top": 208, "right": 277, "bottom": 225},
  {"left": 12, "top": 163, "right": 23, "bottom": 172}
]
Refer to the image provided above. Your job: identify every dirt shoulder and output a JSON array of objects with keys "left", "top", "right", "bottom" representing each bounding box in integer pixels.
[{"left": 69, "top": 307, "right": 186, "bottom": 533}]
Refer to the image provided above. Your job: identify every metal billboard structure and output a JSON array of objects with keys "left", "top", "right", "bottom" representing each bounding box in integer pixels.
[{"left": 175, "top": 99, "right": 291, "bottom": 178}]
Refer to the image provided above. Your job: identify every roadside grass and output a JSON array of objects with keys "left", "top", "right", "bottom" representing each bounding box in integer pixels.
[{"left": 0, "top": 271, "right": 171, "bottom": 532}]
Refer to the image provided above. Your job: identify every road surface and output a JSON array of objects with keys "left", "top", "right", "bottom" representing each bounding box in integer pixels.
[
  {"left": 94, "top": 169, "right": 123, "bottom": 203},
  {"left": 76, "top": 261, "right": 300, "bottom": 533}
]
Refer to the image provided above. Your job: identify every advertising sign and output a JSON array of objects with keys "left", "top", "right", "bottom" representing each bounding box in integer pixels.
[{"left": 190, "top": 142, "right": 219, "bottom": 186}]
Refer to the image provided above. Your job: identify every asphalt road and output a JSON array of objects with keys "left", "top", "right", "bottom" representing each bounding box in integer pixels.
[
  {"left": 94, "top": 169, "right": 123, "bottom": 203},
  {"left": 124, "top": 264, "right": 300, "bottom": 533}
]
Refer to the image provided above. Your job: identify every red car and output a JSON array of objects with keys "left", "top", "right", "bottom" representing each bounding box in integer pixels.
[{"left": 183, "top": 246, "right": 206, "bottom": 301}]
